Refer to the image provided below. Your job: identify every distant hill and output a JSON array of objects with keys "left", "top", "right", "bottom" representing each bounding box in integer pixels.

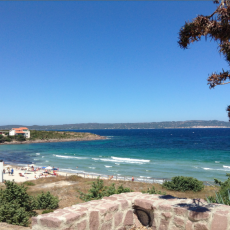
[{"left": 0, "top": 120, "right": 230, "bottom": 130}]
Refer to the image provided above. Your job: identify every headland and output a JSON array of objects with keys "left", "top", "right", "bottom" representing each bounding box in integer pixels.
[{"left": 0, "top": 130, "right": 106, "bottom": 145}]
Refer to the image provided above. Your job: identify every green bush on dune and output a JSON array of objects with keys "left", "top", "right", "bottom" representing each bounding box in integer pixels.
[
  {"left": 36, "top": 191, "right": 59, "bottom": 210},
  {"left": 207, "top": 173, "right": 230, "bottom": 205},
  {"left": 0, "top": 181, "right": 37, "bottom": 226},
  {"left": 142, "top": 185, "right": 166, "bottom": 195},
  {"left": 162, "top": 176, "right": 204, "bottom": 192},
  {"left": 0, "top": 181, "right": 59, "bottom": 226},
  {"left": 78, "top": 178, "right": 133, "bottom": 202}
]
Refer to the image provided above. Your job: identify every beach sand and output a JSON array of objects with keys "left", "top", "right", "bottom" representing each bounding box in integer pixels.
[{"left": 2, "top": 164, "right": 110, "bottom": 183}]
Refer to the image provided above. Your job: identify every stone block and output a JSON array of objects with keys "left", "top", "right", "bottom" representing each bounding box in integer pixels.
[
  {"left": 174, "top": 207, "right": 188, "bottom": 216},
  {"left": 40, "top": 217, "right": 62, "bottom": 228},
  {"left": 77, "top": 220, "right": 87, "bottom": 230},
  {"left": 114, "top": 212, "right": 124, "bottom": 227},
  {"left": 161, "top": 212, "right": 172, "bottom": 220},
  {"left": 173, "top": 216, "right": 185, "bottom": 228},
  {"left": 159, "top": 204, "right": 173, "bottom": 212},
  {"left": 117, "top": 199, "right": 129, "bottom": 210},
  {"left": 90, "top": 210, "right": 99, "bottom": 230},
  {"left": 211, "top": 213, "right": 228, "bottom": 230},
  {"left": 104, "top": 213, "right": 114, "bottom": 222},
  {"left": 188, "top": 210, "right": 210, "bottom": 221},
  {"left": 124, "top": 210, "right": 134, "bottom": 226},
  {"left": 65, "top": 212, "right": 86, "bottom": 224},
  {"left": 194, "top": 223, "right": 208, "bottom": 230},
  {"left": 134, "top": 199, "right": 154, "bottom": 210},
  {"left": 185, "top": 220, "right": 193, "bottom": 230},
  {"left": 159, "top": 219, "right": 170, "bottom": 230},
  {"left": 101, "top": 222, "right": 112, "bottom": 230},
  {"left": 101, "top": 203, "right": 119, "bottom": 212}
]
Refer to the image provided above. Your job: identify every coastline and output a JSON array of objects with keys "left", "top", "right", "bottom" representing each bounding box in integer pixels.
[{"left": 0, "top": 135, "right": 106, "bottom": 145}]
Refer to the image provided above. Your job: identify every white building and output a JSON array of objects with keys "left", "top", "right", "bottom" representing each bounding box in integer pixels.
[{"left": 9, "top": 127, "right": 30, "bottom": 138}]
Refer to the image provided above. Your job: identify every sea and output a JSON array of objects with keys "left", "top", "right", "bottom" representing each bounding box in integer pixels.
[{"left": 0, "top": 128, "right": 230, "bottom": 183}]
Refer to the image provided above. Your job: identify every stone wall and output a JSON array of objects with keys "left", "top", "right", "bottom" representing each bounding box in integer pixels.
[{"left": 32, "top": 192, "right": 230, "bottom": 230}]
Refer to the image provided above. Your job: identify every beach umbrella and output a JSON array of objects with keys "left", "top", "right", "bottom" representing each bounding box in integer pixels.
[{"left": 45, "top": 166, "right": 52, "bottom": 170}]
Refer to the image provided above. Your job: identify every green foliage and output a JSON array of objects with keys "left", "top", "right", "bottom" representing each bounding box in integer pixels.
[
  {"left": 206, "top": 174, "right": 230, "bottom": 205},
  {"left": 78, "top": 178, "right": 133, "bottom": 202},
  {"left": 23, "top": 181, "right": 35, "bottom": 186},
  {"left": 29, "top": 130, "right": 89, "bottom": 141},
  {"left": 42, "top": 209, "right": 54, "bottom": 214},
  {"left": 0, "top": 181, "right": 59, "bottom": 226},
  {"left": 162, "top": 176, "right": 204, "bottom": 192},
  {"left": 142, "top": 186, "right": 166, "bottom": 195},
  {"left": 15, "top": 135, "right": 26, "bottom": 142},
  {"left": 4, "top": 136, "right": 12, "bottom": 142},
  {"left": 0, "top": 181, "right": 37, "bottom": 226},
  {"left": 36, "top": 192, "right": 59, "bottom": 210}
]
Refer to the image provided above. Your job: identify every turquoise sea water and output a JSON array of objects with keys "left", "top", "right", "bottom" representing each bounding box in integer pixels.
[{"left": 0, "top": 129, "right": 230, "bottom": 182}]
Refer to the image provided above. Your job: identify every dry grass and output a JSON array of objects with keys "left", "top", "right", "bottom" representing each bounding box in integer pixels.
[{"left": 21, "top": 175, "right": 218, "bottom": 209}]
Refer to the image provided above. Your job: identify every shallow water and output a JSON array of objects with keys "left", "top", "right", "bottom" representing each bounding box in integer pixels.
[{"left": 0, "top": 128, "right": 230, "bottom": 182}]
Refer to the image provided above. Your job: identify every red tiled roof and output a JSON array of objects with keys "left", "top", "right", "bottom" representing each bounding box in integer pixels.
[
  {"left": 15, "top": 131, "right": 24, "bottom": 134},
  {"left": 19, "top": 127, "right": 28, "bottom": 130}
]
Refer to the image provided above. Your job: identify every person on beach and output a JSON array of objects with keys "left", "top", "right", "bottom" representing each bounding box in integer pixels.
[
  {"left": 3, "top": 169, "right": 5, "bottom": 174},
  {"left": 8, "top": 168, "right": 10, "bottom": 175},
  {"left": 132, "top": 176, "right": 134, "bottom": 182},
  {"left": 11, "top": 168, "right": 14, "bottom": 176}
]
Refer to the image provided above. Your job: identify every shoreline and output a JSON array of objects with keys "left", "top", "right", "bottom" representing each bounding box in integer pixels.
[{"left": 0, "top": 135, "right": 106, "bottom": 145}]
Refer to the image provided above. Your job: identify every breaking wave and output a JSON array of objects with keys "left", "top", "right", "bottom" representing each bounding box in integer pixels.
[
  {"left": 55, "top": 155, "right": 88, "bottom": 159},
  {"left": 92, "top": 156, "right": 150, "bottom": 164}
]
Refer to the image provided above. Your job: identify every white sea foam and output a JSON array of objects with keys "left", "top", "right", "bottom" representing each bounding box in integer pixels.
[
  {"left": 42, "top": 156, "right": 44, "bottom": 158},
  {"left": 89, "top": 167, "right": 96, "bottom": 169},
  {"left": 36, "top": 153, "right": 40, "bottom": 155},
  {"left": 55, "top": 155, "right": 87, "bottom": 159},
  {"left": 115, "top": 163, "right": 120, "bottom": 165},
  {"left": 112, "top": 157, "right": 150, "bottom": 163},
  {"left": 93, "top": 156, "right": 150, "bottom": 164},
  {"left": 202, "top": 167, "right": 230, "bottom": 171},
  {"left": 105, "top": 165, "right": 112, "bottom": 168},
  {"left": 215, "top": 161, "right": 220, "bottom": 163},
  {"left": 223, "top": 165, "right": 230, "bottom": 169},
  {"left": 45, "top": 160, "right": 49, "bottom": 162}
]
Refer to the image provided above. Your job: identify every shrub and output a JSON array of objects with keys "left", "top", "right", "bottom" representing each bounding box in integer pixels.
[
  {"left": 36, "top": 192, "right": 59, "bottom": 210},
  {"left": 162, "top": 176, "right": 204, "bottom": 192},
  {"left": 0, "top": 181, "right": 37, "bottom": 226},
  {"left": 79, "top": 178, "right": 132, "bottom": 202},
  {"left": 206, "top": 173, "right": 230, "bottom": 205},
  {"left": 23, "top": 181, "right": 35, "bottom": 186},
  {"left": 142, "top": 186, "right": 166, "bottom": 195}
]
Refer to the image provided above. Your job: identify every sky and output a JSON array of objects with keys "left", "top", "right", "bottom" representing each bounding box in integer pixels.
[{"left": 0, "top": 1, "right": 229, "bottom": 125}]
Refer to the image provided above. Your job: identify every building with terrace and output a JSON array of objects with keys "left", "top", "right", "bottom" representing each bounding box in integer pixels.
[{"left": 9, "top": 127, "right": 30, "bottom": 138}]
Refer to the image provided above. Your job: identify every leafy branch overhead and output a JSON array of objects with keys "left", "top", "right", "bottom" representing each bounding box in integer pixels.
[{"left": 178, "top": 0, "right": 230, "bottom": 119}]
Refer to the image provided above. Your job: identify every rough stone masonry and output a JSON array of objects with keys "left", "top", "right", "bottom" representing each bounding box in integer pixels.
[{"left": 32, "top": 192, "right": 230, "bottom": 230}]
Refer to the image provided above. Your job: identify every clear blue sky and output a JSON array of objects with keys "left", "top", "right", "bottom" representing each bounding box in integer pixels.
[{"left": 0, "top": 1, "right": 229, "bottom": 125}]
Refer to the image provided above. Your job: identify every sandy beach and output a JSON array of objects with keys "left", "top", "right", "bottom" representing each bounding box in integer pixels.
[{"left": 2, "top": 164, "right": 112, "bottom": 183}]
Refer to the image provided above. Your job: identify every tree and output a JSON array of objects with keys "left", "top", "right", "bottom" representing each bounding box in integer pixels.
[{"left": 178, "top": 0, "right": 230, "bottom": 120}]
